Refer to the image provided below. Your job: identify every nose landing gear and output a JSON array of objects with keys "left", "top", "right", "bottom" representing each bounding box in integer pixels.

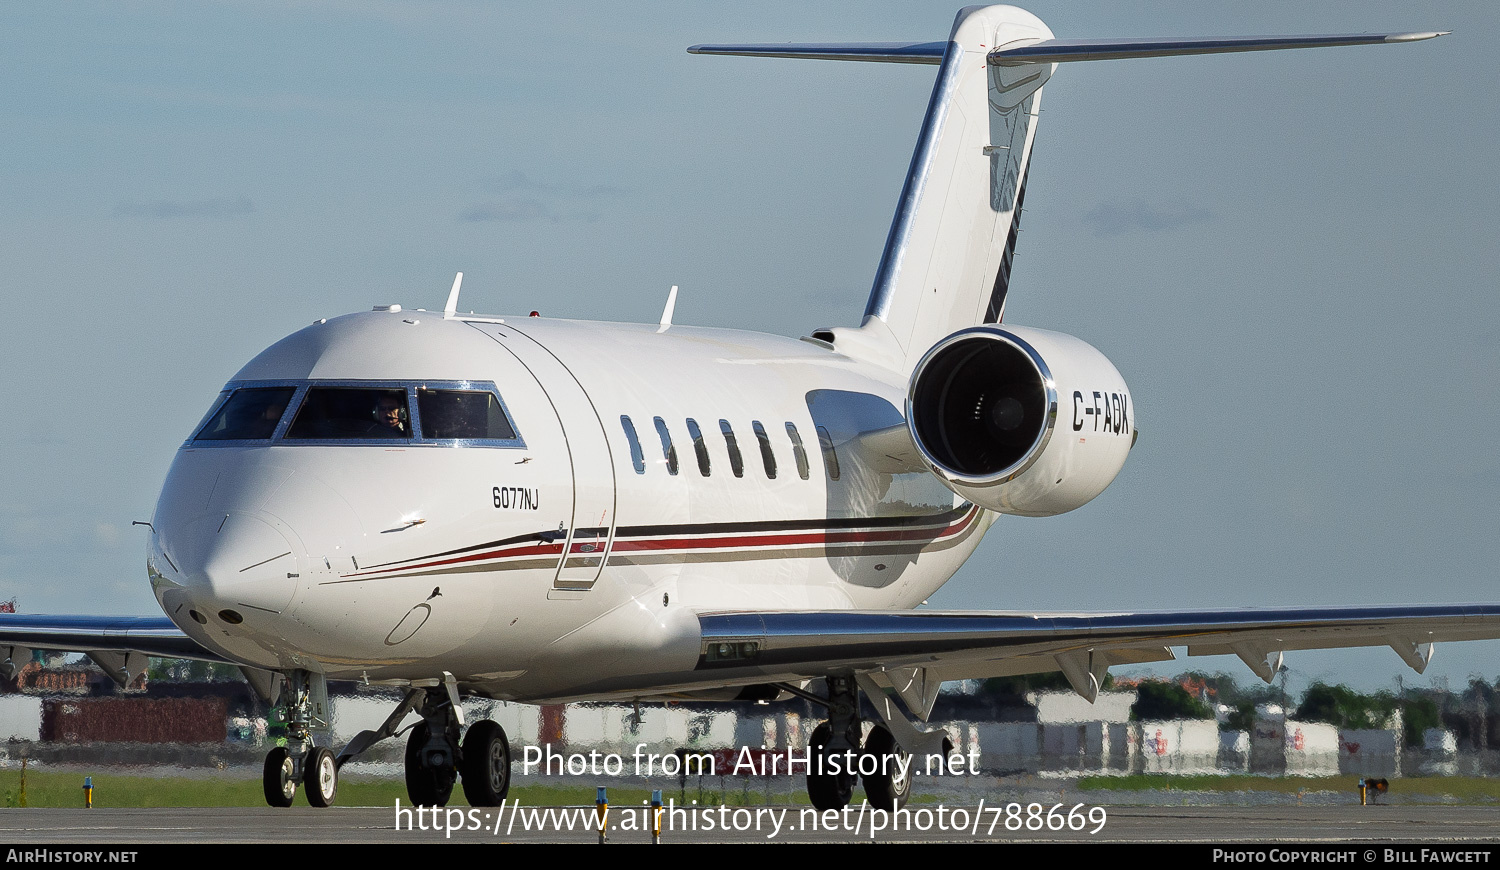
[{"left": 261, "top": 669, "right": 332, "bottom": 808}]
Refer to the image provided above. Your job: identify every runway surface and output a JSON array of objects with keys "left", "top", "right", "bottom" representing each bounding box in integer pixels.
[{"left": 1, "top": 805, "right": 1497, "bottom": 844}]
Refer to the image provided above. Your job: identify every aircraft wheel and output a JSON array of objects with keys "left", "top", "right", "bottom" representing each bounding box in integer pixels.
[
  {"left": 461, "top": 719, "right": 512, "bottom": 807},
  {"left": 806, "top": 723, "right": 854, "bottom": 811},
  {"left": 405, "top": 722, "right": 456, "bottom": 807},
  {"left": 861, "top": 725, "right": 911, "bottom": 812},
  {"left": 304, "top": 746, "right": 338, "bottom": 808},
  {"left": 263, "top": 746, "right": 296, "bottom": 808}
]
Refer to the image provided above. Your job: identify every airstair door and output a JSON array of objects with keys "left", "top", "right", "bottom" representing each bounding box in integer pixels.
[{"left": 470, "top": 322, "right": 616, "bottom": 590}]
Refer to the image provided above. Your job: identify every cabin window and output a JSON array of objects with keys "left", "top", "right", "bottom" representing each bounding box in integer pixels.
[
  {"left": 417, "top": 389, "right": 517, "bottom": 440},
  {"left": 785, "top": 423, "right": 811, "bottom": 480},
  {"left": 653, "top": 416, "right": 679, "bottom": 476},
  {"left": 719, "top": 420, "right": 745, "bottom": 478},
  {"left": 752, "top": 421, "right": 777, "bottom": 479},
  {"left": 686, "top": 418, "right": 711, "bottom": 476},
  {"left": 195, "top": 387, "right": 295, "bottom": 441},
  {"left": 816, "top": 425, "right": 841, "bottom": 481},
  {"left": 621, "top": 415, "right": 645, "bottom": 474},
  {"left": 286, "top": 387, "right": 411, "bottom": 440}
]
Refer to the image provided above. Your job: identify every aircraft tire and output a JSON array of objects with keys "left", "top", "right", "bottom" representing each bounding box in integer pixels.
[
  {"left": 304, "top": 746, "right": 338, "bottom": 808},
  {"left": 860, "top": 725, "right": 910, "bottom": 812},
  {"left": 263, "top": 746, "right": 296, "bottom": 808},
  {"left": 460, "top": 719, "right": 512, "bottom": 807},
  {"left": 806, "top": 723, "right": 854, "bottom": 811},
  {"left": 405, "top": 722, "right": 456, "bottom": 807}
]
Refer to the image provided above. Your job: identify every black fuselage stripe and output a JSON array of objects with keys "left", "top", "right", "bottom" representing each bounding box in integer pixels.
[{"left": 368, "top": 504, "right": 977, "bottom": 570}]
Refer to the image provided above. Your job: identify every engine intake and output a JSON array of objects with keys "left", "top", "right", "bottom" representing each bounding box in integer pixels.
[
  {"left": 907, "top": 325, "right": 1133, "bottom": 516},
  {"left": 909, "top": 331, "right": 1051, "bottom": 479}
]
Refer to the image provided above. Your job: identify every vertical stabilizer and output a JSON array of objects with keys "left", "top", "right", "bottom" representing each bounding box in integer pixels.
[
  {"left": 688, "top": 6, "right": 1442, "bottom": 373},
  {"left": 862, "top": 5, "right": 1053, "bottom": 373}
]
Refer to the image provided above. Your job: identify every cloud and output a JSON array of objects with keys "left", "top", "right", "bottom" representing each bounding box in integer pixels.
[
  {"left": 483, "top": 171, "right": 627, "bottom": 201},
  {"left": 459, "top": 198, "right": 562, "bottom": 223},
  {"left": 93, "top": 523, "right": 123, "bottom": 548},
  {"left": 460, "top": 173, "right": 623, "bottom": 223},
  {"left": 1082, "top": 200, "right": 1213, "bottom": 237},
  {"left": 113, "top": 197, "right": 255, "bottom": 219}
]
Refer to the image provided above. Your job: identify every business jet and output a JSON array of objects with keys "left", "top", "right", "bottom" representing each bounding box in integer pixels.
[{"left": 1, "top": 5, "right": 1491, "bottom": 812}]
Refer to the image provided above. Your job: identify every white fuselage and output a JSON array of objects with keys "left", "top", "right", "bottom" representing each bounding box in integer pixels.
[{"left": 147, "top": 309, "right": 990, "bottom": 701}]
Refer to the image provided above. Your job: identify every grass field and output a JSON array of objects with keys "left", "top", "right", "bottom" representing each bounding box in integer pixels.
[
  {"left": 4, "top": 767, "right": 1499, "bottom": 808},
  {"left": 0, "top": 768, "right": 774, "bottom": 809},
  {"left": 1075, "top": 774, "right": 1500, "bottom": 802}
]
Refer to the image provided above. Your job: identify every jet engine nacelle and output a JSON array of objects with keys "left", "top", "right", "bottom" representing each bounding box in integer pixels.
[{"left": 907, "top": 325, "right": 1134, "bottom": 517}]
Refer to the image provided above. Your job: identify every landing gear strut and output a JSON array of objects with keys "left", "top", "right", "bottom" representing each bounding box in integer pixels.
[{"left": 807, "top": 676, "right": 861, "bottom": 811}]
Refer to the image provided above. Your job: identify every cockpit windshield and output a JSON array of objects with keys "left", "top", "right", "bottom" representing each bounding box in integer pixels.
[
  {"left": 286, "top": 387, "right": 411, "bottom": 440},
  {"left": 195, "top": 387, "right": 296, "bottom": 441},
  {"left": 417, "top": 389, "right": 516, "bottom": 440},
  {"left": 189, "top": 381, "right": 522, "bottom": 447}
]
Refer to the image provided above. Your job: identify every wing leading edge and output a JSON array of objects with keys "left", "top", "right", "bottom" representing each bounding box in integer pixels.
[
  {"left": 697, "top": 604, "right": 1500, "bottom": 708},
  {"left": 0, "top": 614, "right": 226, "bottom": 662}
]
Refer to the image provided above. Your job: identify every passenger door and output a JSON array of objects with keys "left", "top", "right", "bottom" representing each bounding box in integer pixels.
[{"left": 471, "top": 322, "right": 617, "bottom": 590}]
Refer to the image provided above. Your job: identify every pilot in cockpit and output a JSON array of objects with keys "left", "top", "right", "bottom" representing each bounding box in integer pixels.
[{"left": 368, "top": 394, "right": 407, "bottom": 437}]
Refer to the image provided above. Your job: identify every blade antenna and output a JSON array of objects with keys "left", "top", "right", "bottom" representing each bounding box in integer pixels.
[
  {"left": 443, "top": 272, "right": 463, "bottom": 318},
  {"left": 658, "top": 284, "right": 679, "bottom": 332}
]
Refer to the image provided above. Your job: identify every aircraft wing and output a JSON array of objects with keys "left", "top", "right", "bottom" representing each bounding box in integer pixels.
[
  {"left": 696, "top": 604, "right": 1500, "bottom": 714},
  {"left": 0, "top": 614, "right": 227, "bottom": 664}
]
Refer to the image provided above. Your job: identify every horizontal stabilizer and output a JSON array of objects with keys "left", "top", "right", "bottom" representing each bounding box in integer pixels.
[
  {"left": 990, "top": 32, "right": 1447, "bottom": 65},
  {"left": 686, "top": 41, "right": 947, "bottom": 64}
]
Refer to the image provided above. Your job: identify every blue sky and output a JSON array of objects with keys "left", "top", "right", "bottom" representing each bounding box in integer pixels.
[{"left": 1, "top": 1, "right": 1496, "bottom": 697}]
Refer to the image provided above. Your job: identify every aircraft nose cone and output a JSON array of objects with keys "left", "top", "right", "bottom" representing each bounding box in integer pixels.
[{"left": 170, "top": 512, "right": 301, "bottom": 614}]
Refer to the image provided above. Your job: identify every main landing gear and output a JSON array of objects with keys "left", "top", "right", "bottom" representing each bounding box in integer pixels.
[
  {"left": 398, "top": 682, "right": 513, "bottom": 807},
  {"left": 259, "top": 670, "right": 513, "bottom": 809},
  {"left": 797, "top": 674, "right": 946, "bottom": 813}
]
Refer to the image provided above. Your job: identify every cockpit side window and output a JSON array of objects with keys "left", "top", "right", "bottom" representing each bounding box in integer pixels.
[
  {"left": 418, "top": 389, "right": 517, "bottom": 440},
  {"left": 286, "top": 387, "right": 411, "bottom": 440},
  {"left": 195, "top": 387, "right": 296, "bottom": 441}
]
